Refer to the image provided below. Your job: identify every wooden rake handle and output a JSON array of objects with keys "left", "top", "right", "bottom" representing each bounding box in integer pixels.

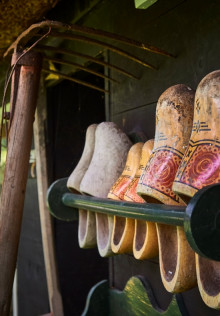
[{"left": 0, "top": 50, "right": 42, "bottom": 315}]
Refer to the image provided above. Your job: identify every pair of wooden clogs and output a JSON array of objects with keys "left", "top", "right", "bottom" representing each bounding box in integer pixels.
[
  {"left": 108, "top": 84, "right": 196, "bottom": 294},
  {"left": 67, "top": 122, "right": 132, "bottom": 257},
  {"left": 108, "top": 140, "right": 158, "bottom": 259},
  {"left": 136, "top": 70, "right": 220, "bottom": 308}
]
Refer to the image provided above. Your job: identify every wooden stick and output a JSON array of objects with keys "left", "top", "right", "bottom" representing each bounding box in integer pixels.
[
  {"left": 0, "top": 50, "right": 42, "bottom": 315},
  {"left": 34, "top": 79, "right": 64, "bottom": 316}
]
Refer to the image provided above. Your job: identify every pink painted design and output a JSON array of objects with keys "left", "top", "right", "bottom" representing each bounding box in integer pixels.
[
  {"left": 180, "top": 144, "right": 220, "bottom": 189},
  {"left": 141, "top": 150, "right": 182, "bottom": 202},
  {"left": 125, "top": 177, "right": 145, "bottom": 203},
  {"left": 110, "top": 176, "right": 133, "bottom": 200}
]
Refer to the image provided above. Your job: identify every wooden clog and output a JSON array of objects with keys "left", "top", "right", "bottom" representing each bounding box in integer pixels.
[
  {"left": 173, "top": 71, "right": 220, "bottom": 308},
  {"left": 67, "top": 124, "right": 97, "bottom": 249},
  {"left": 123, "top": 140, "right": 158, "bottom": 260},
  {"left": 137, "top": 84, "right": 197, "bottom": 293},
  {"left": 109, "top": 142, "right": 143, "bottom": 254},
  {"left": 80, "top": 122, "right": 132, "bottom": 257},
  {"left": 67, "top": 124, "right": 97, "bottom": 192}
]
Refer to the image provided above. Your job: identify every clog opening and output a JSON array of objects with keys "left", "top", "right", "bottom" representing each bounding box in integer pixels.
[
  {"left": 135, "top": 220, "right": 146, "bottom": 251},
  {"left": 198, "top": 256, "right": 220, "bottom": 296},
  {"left": 113, "top": 216, "right": 126, "bottom": 245},
  {"left": 78, "top": 209, "right": 88, "bottom": 241},
  {"left": 68, "top": 187, "right": 81, "bottom": 194},
  {"left": 157, "top": 224, "right": 177, "bottom": 282},
  {"left": 96, "top": 213, "right": 110, "bottom": 250},
  {"left": 175, "top": 193, "right": 191, "bottom": 204},
  {"left": 140, "top": 195, "right": 163, "bottom": 204}
]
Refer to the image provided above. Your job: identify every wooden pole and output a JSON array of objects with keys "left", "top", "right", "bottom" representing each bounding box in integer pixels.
[
  {"left": 0, "top": 50, "right": 42, "bottom": 315},
  {"left": 34, "top": 80, "right": 64, "bottom": 316}
]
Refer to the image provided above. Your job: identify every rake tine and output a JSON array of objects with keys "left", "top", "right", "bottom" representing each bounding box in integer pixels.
[
  {"left": 36, "top": 45, "right": 139, "bottom": 79},
  {"left": 43, "top": 56, "right": 119, "bottom": 83},
  {"left": 45, "top": 31, "right": 157, "bottom": 70},
  {"left": 4, "top": 20, "right": 174, "bottom": 59},
  {"left": 42, "top": 68, "right": 109, "bottom": 94}
]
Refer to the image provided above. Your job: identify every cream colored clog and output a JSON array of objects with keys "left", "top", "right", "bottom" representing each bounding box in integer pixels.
[
  {"left": 67, "top": 124, "right": 97, "bottom": 249},
  {"left": 80, "top": 122, "right": 132, "bottom": 257}
]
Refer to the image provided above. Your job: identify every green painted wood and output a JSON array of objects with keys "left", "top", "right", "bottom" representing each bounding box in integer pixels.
[
  {"left": 81, "top": 280, "right": 109, "bottom": 316},
  {"left": 47, "top": 178, "right": 220, "bottom": 261},
  {"left": 109, "top": 276, "right": 187, "bottom": 315},
  {"left": 184, "top": 183, "right": 220, "bottom": 261},
  {"left": 82, "top": 276, "right": 188, "bottom": 316},
  {"left": 46, "top": 178, "right": 78, "bottom": 221},
  {"left": 62, "top": 191, "right": 185, "bottom": 226},
  {"left": 134, "top": 0, "right": 158, "bottom": 10}
]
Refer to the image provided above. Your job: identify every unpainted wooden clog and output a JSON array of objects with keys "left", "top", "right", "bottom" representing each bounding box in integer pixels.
[
  {"left": 80, "top": 122, "right": 132, "bottom": 257},
  {"left": 123, "top": 140, "right": 158, "bottom": 260},
  {"left": 67, "top": 124, "right": 97, "bottom": 249},
  {"left": 67, "top": 124, "right": 97, "bottom": 192},
  {"left": 137, "top": 84, "right": 197, "bottom": 293},
  {"left": 109, "top": 142, "right": 143, "bottom": 254},
  {"left": 173, "top": 71, "right": 220, "bottom": 308}
]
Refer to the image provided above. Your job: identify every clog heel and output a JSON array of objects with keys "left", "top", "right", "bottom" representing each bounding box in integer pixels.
[
  {"left": 67, "top": 124, "right": 97, "bottom": 248},
  {"left": 137, "top": 84, "right": 197, "bottom": 292},
  {"left": 173, "top": 71, "right": 220, "bottom": 307},
  {"left": 80, "top": 122, "right": 132, "bottom": 257},
  {"left": 123, "top": 139, "right": 158, "bottom": 260},
  {"left": 108, "top": 142, "right": 143, "bottom": 254}
]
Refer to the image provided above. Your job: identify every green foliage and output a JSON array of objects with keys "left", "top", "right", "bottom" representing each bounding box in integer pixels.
[{"left": 0, "top": 103, "right": 10, "bottom": 187}]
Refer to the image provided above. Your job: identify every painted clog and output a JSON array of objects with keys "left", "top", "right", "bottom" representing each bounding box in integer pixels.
[
  {"left": 80, "top": 122, "right": 132, "bottom": 257},
  {"left": 137, "top": 84, "right": 197, "bottom": 293},
  {"left": 173, "top": 71, "right": 220, "bottom": 308},
  {"left": 67, "top": 124, "right": 97, "bottom": 249},
  {"left": 109, "top": 142, "right": 143, "bottom": 254},
  {"left": 123, "top": 139, "right": 158, "bottom": 260}
]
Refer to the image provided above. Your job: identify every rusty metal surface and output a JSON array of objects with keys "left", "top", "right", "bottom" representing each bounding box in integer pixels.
[{"left": 4, "top": 20, "right": 174, "bottom": 59}]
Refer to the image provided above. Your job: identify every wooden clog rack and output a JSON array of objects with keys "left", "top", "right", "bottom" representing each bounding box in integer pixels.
[
  {"left": 47, "top": 178, "right": 220, "bottom": 262},
  {"left": 47, "top": 177, "right": 220, "bottom": 315}
]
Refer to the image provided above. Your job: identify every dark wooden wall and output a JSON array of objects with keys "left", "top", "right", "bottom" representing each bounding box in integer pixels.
[
  {"left": 17, "top": 173, "right": 49, "bottom": 315},
  {"left": 47, "top": 75, "right": 108, "bottom": 316}
]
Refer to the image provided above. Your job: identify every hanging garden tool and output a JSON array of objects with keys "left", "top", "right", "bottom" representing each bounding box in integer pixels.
[{"left": 0, "top": 49, "right": 42, "bottom": 316}]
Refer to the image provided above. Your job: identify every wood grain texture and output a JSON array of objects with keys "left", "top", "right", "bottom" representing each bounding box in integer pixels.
[
  {"left": 0, "top": 52, "right": 41, "bottom": 315},
  {"left": 34, "top": 80, "right": 64, "bottom": 316}
]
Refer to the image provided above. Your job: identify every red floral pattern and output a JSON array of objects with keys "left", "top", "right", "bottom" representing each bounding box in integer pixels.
[
  {"left": 141, "top": 150, "right": 182, "bottom": 202},
  {"left": 180, "top": 143, "right": 220, "bottom": 189}
]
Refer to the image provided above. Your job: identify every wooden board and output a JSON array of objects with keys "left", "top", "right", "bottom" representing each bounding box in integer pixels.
[{"left": 34, "top": 80, "right": 64, "bottom": 316}]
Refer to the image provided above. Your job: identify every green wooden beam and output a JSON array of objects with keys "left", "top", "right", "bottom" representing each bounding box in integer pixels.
[
  {"left": 62, "top": 192, "right": 185, "bottom": 226},
  {"left": 134, "top": 0, "right": 158, "bottom": 9},
  {"left": 47, "top": 178, "right": 220, "bottom": 261}
]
